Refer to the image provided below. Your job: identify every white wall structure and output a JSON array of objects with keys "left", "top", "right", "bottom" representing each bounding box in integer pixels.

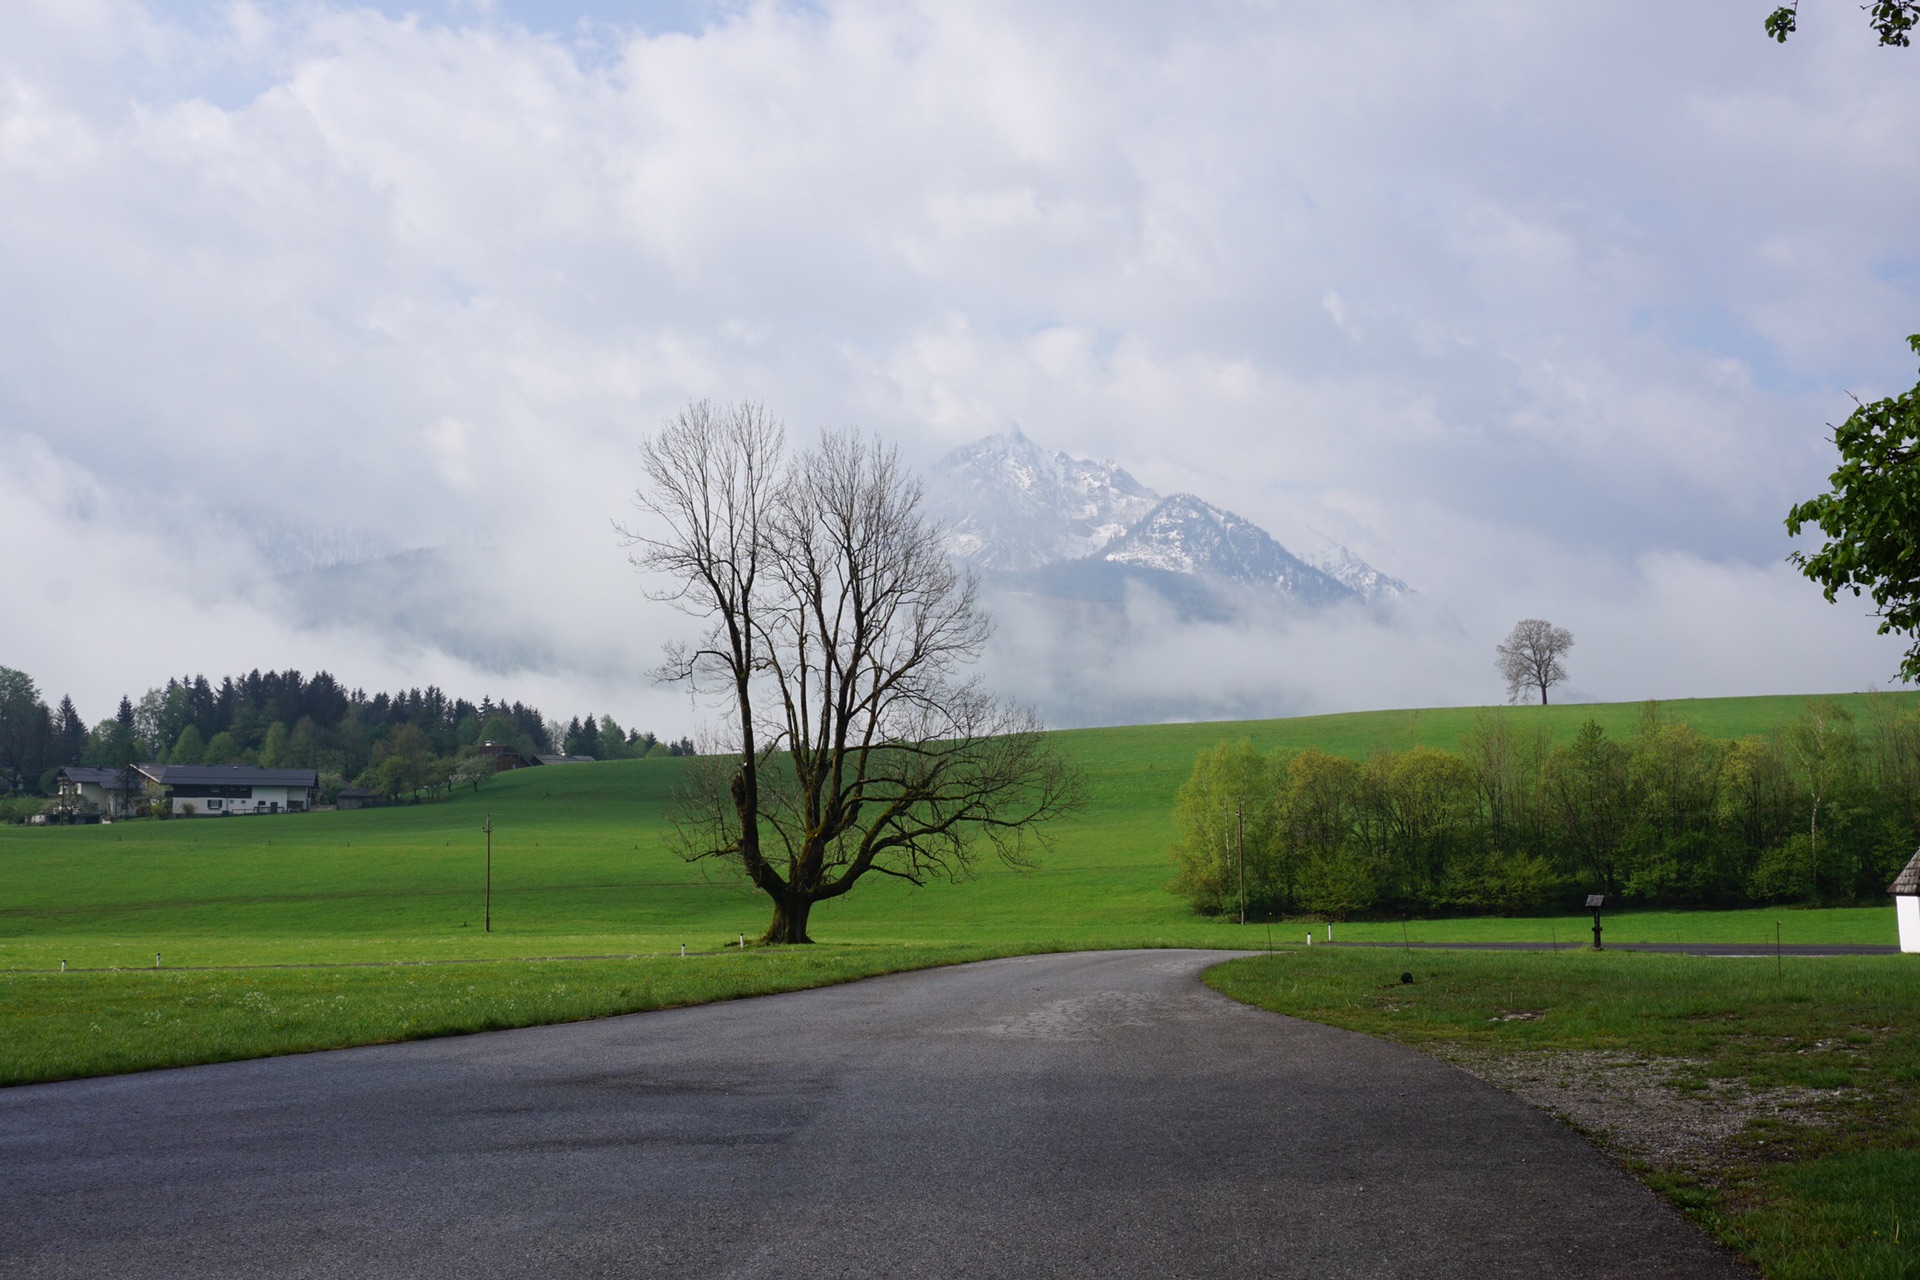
[
  {"left": 1891, "top": 850, "right": 1920, "bottom": 955},
  {"left": 140, "top": 766, "right": 320, "bottom": 817}
]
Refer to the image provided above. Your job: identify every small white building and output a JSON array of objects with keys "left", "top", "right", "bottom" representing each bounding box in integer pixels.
[{"left": 1893, "top": 849, "right": 1920, "bottom": 954}]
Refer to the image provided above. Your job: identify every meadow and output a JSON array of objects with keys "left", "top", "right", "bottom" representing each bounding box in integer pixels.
[
  {"left": 2, "top": 691, "right": 1907, "bottom": 977},
  {"left": 3, "top": 690, "right": 1914, "bottom": 1278}
]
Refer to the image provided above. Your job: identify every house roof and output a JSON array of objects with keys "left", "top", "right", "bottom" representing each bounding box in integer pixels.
[
  {"left": 476, "top": 742, "right": 535, "bottom": 764},
  {"left": 336, "top": 787, "right": 380, "bottom": 799},
  {"left": 141, "top": 765, "right": 320, "bottom": 788},
  {"left": 1892, "top": 848, "right": 1920, "bottom": 896},
  {"left": 60, "top": 766, "right": 125, "bottom": 786}
]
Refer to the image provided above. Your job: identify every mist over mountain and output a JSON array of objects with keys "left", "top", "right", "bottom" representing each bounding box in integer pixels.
[
  {"left": 928, "top": 429, "right": 1410, "bottom": 620},
  {"left": 924, "top": 430, "right": 1435, "bottom": 727}
]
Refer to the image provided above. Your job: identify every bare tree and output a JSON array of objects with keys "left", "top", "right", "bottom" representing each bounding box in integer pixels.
[
  {"left": 1496, "top": 619, "right": 1574, "bottom": 705},
  {"left": 621, "top": 403, "right": 1079, "bottom": 943}
]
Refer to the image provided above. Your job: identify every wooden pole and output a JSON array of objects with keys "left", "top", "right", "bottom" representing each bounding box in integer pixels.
[{"left": 1236, "top": 798, "right": 1246, "bottom": 927}]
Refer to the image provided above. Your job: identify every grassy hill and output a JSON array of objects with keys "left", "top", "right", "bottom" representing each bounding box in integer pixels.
[
  {"left": 2, "top": 690, "right": 1908, "bottom": 972},
  {"left": 5, "top": 691, "right": 1911, "bottom": 1278}
]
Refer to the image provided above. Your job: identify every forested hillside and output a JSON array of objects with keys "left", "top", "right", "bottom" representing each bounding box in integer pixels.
[{"left": 0, "top": 665, "right": 690, "bottom": 812}]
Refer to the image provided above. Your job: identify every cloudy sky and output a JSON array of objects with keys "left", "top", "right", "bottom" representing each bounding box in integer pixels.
[{"left": 5, "top": 0, "right": 1918, "bottom": 734}]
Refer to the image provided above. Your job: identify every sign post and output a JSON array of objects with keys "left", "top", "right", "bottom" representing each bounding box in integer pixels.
[
  {"left": 483, "top": 813, "right": 493, "bottom": 934},
  {"left": 1587, "top": 893, "right": 1605, "bottom": 950}
]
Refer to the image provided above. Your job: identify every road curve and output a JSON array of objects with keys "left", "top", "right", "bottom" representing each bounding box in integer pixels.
[{"left": 0, "top": 950, "right": 1746, "bottom": 1279}]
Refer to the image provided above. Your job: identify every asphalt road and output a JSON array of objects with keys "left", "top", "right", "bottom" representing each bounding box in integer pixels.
[{"left": 0, "top": 950, "right": 1748, "bottom": 1279}]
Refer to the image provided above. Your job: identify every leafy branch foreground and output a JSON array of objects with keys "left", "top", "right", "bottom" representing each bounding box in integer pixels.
[
  {"left": 0, "top": 943, "right": 1043, "bottom": 1087},
  {"left": 1207, "top": 949, "right": 1920, "bottom": 1280}
]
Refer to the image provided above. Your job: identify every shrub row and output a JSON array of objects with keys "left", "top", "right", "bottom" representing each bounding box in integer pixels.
[{"left": 1170, "top": 700, "right": 1920, "bottom": 919}]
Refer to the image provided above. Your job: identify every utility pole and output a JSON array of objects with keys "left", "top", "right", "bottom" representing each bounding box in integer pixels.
[
  {"left": 484, "top": 812, "right": 493, "bottom": 934},
  {"left": 1236, "top": 797, "right": 1246, "bottom": 927}
]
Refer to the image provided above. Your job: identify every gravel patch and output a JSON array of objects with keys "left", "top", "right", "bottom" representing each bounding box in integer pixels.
[{"left": 1428, "top": 1044, "right": 1859, "bottom": 1176}]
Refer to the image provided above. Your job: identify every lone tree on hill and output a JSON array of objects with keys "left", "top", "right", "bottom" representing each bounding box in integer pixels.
[
  {"left": 620, "top": 400, "right": 1079, "bottom": 944},
  {"left": 1497, "top": 619, "right": 1574, "bottom": 705}
]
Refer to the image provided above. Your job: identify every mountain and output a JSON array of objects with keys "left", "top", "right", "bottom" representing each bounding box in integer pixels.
[
  {"left": 1100, "top": 493, "right": 1353, "bottom": 607},
  {"left": 929, "top": 428, "right": 1161, "bottom": 571},
  {"left": 928, "top": 430, "right": 1410, "bottom": 612}
]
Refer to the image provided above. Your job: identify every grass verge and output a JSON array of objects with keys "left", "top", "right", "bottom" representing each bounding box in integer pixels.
[
  {"left": 1204, "top": 946, "right": 1920, "bottom": 1280},
  {"left": 0, "top": 942, "right": 1045, "bottom": 1087}
]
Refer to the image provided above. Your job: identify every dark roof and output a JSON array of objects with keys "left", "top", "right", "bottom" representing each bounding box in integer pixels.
[
  {"left": 1892, "top": 848, "right": 1920, "bottom": 896},
  {"left": 60, "top": 766, "right": 125, "bottom": 786},
  {"left": 476, "top": 742, "right": 536, "bottom": 763},
  {"left": 336, "top": 787, "right": 380, "bottom": 799},
  {"left": 533, "top": 754, "right": 595, "bottom": 765},
  {"left": 141, "top": 765, "right": 320, "bottom": 788}
]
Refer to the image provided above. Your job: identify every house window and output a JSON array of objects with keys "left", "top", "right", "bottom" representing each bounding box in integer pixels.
[{"left": 208, "top": 799, "right": 223, "bottom": 810}]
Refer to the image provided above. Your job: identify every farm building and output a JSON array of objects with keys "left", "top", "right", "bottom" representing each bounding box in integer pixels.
[
  {"left": 142, "top": 765, "right": 320, "bottom": 817},
  {"left": 474, "top": 742, "right": 596, "bottom": 769},
  {"left": 475, "top": 742, "right": 539, "bottom": 770}
]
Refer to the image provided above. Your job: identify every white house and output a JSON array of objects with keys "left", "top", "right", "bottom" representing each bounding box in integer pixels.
[
  {"left": 54, "top": 764, "right": 320, "bottom": 819},
  {"left": 143, "top": 765, "right": 319, "bottom": 817},
  {"left": 53, "top": 766, "right": 141, "bottom": 819},
  {"left": 1893, "top": 849, "right": 1920, "bottom": 954}
]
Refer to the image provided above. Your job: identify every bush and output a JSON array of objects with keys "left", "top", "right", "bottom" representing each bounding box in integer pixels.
[
  {"left": 1748, "top": 836, "right": 1816, "bottom": 903},
  {"left": 0, "top": 796, "right": 49, "bottom": 825}
]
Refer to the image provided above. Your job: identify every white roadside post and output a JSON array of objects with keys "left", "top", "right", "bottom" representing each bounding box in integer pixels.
[{"left": 1891, "top": 848, "right": 1920, "bottom": 953}]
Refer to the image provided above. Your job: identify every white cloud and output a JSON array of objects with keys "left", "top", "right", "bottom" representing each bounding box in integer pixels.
[{"left": 2, "top": 0, "right": 1917, "bottom": 730}]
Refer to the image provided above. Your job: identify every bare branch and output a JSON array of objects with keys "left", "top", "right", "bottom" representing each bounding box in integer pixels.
[{"left": 627, "top": 411, "right": 1080, "bottom": 942}]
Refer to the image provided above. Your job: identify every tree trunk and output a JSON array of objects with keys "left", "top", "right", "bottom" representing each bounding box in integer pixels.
[{"left": 763, "top": 895, "right": 815, "bottom": 945}]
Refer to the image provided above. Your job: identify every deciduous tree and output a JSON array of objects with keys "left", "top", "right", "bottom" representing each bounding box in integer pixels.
[
  {"left": 1544, "top": 720, "right": 1636, "bottom": 895},
  {"left": 1170, "top": 741, "right": 1279, "bottom": 920},
  {"left": 1496, "top": 619, "right": 1574, "bottom": 705},
  {"left": 1786, "top": 336, "right": 1920, "bottom": 681},
  {"left": 622, "top": 401, "right": 1079, "bottom": 944},
  {"left": 1780, "top": 698, "right": 1859, "bottom": 896},
  {"left": 1765, "top": 1, "right": 1918, "bottom": 45}
]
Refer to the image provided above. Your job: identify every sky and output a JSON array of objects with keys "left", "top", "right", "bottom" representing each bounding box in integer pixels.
[{"left": 4, "top": 0, "right": 1919, "bottom": 735}]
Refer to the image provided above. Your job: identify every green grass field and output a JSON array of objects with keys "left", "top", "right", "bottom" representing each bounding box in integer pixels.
[
  {"left": 3, "top": 690, "right": 1915, "bottom": 1278},
  {"left": 3, "top": 690, "right": 1909, "bottom": 975}
]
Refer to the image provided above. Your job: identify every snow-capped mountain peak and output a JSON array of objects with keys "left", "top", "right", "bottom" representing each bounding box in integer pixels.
[
  {"left": 1101, "top": 494, "right": 1352, "bottom": 605},
  {"left": 927, "top": 430, "right": 1410, "bottom": 610},
  {"left": 930, "top": 429, "right": 1159, "bottom": 571}
]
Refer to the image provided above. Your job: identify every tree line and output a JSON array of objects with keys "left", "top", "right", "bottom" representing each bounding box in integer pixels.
[
  {"left": 1171, "top": 698, "right": 1920, "bottom": 921},
  {"left": 0, "top": 664, "right": 693, "bottom": 815}
]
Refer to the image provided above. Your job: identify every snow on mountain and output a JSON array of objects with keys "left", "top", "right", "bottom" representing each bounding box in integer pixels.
[
  {"left": 1282, "top": 528, "right": 1413, "bottom": 603},
  {"left": 928, "top": 430, "right": 1410, "bottom": 607},
  {"left": 1099, "top": 493, "right": 1353, "bottom": 606},
  {"left": 929, "top": 428, "right": 1161, "bottom": 571}
]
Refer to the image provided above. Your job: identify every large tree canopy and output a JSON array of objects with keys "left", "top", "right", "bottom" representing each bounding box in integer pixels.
[{"left": 1786, "top": 336, "right": 1920, "bottom": 682}]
